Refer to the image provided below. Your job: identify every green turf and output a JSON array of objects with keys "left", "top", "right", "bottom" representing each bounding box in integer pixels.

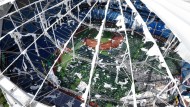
[
  {"left": 100, "top": 50, "right": 109, "bottom": 56},
  {"left": 100, "top": 38, "right": 110, "bottom": 43},
  {"left": 61, "top": 53, "right": 73, "bottom": 68},
  {"left": 74, "top": 41, "right": 83, "bottom": 50},
  {"left": 103, "top": 31, "right": 112, "bottom": 38},
  {"left": 105, "top": 103, "right": 113, "bottom": 107},
  {"left": 79, "top": 29, "right": 113, "bottom": 43},
  {"left": 101, "top": 31, "right": 112, "bottom": 43}
]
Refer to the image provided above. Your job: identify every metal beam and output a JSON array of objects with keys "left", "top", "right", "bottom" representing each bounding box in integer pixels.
[{"left": 0, "top": 75, "right": 52, "bottom": 107}]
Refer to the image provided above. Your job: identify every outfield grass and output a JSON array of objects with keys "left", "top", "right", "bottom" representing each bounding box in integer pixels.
[
  {"left": 61, "top": 53, "right": 73, "bottom": 69},
  {"left": 78, "top": 28, "right": 113, "bottom": 43},
  {"left": 100, "top": 50, "right": 109, "bottom": 56},
  {"left": 75, "top": 41, "right": 83, "bottom": 50}
]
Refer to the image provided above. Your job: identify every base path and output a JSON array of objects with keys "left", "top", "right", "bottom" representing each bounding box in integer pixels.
[{"left": 84, "top": 32, "right": 124, "bottom": 50}]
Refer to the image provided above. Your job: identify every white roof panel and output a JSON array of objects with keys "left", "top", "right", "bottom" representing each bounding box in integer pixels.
[{"left": 0, "top": 0, "right": 14, "bottom": 6}]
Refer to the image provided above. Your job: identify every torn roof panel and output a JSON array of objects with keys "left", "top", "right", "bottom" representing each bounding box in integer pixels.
[
  {"left": 0, "top": 0, "right": 14, "bottom": 7},
  {"left": 141, "top": 0, "right": 190, "bottom": 52}
]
